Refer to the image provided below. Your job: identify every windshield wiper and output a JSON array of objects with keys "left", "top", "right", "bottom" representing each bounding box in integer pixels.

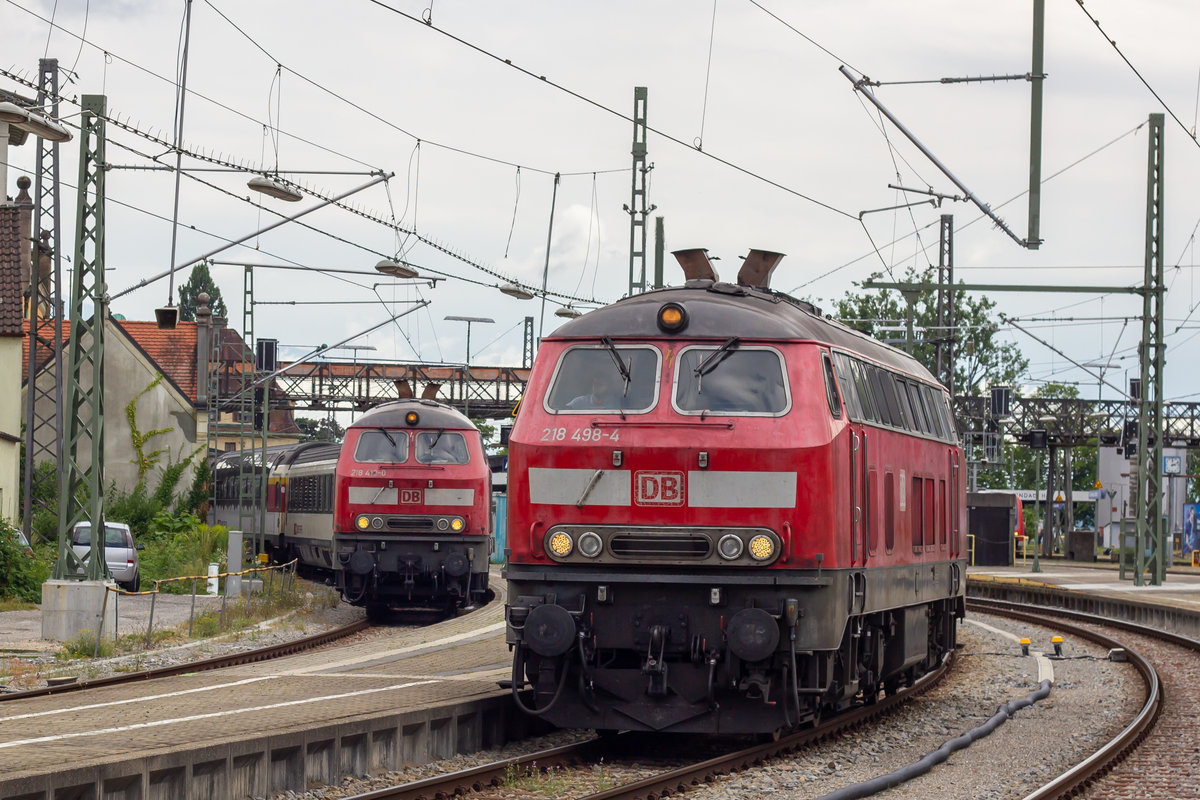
[
  {"left": 601, "top": 336, "right": 632, "bottom": 397},
  {"left": 374, "top": 427, "right": 398, "bottom": 448},
  {"left": 429, "top": 428, "right": 445, "bottom": 449},
  {"left": 694, "top": 336, "right": 740, "bottom": 392}
]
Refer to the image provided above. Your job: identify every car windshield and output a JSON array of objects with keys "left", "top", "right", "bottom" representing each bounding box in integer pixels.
[
  {"left": 545, "top": 345, "right": 659, "bottom": 413},
  {"left": 414, "top": 431, "right": 470, "bottom": 465},
  {"left": 674, "top": 347, "right": 788, "bottom": 414},
  {"left": 354, "top": 430, "right": 409, "bottom": 463},
  {"left": 72, "top": 526, "right": 130, "bottom": 547}
]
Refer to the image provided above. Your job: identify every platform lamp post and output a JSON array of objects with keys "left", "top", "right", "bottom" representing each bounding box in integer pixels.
[{"left": 445, "top": 316, "right": 493, "bottom": 418}]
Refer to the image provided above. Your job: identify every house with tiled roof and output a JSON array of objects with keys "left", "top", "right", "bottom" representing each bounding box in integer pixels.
[
  {"left": 22, "top": 313, "right": 302, "bottom": 493},
  {"left": 0, "top": 176, "right": 31, "bottom": 522}
]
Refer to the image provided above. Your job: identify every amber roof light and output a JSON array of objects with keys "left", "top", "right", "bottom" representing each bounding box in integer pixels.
[
  {"left": 405, "top": 411, "right": 420, "bottom": 426},
  {"left": 657, "top": 303, "right": 688, "bottom": 333}
]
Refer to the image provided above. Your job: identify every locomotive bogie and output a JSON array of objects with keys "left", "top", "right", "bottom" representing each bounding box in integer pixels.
[{"left": 506, "top": 567, "right": 960, "bottom": 733}]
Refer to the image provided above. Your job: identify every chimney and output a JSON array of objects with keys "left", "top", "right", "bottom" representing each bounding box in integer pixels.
[
  {"left": 737, "top": 249, "right": 785, "bottom": 289},
  {"left": 671, "top": 248, "right": 719, "bottom": 282},
  {"left": 195, "top": 292, "right": 211, "bottom": 410},
  {"left": 15, "top": 177, "right": 32, "bottom": 290}
]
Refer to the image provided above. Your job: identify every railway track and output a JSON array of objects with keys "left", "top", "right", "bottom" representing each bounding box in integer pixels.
[
  {"left": 339, "top": 654, "right": 954, "bottom": 800},
  {"left": 0, "top": 618, "right": 369, "bottom": 703},
  {"left": 337, "top": 598, "right": 1192, "bottom": 800}
]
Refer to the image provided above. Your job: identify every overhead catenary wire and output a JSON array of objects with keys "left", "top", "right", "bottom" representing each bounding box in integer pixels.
[{"left": 363, "top": 0, "right": 857, "bottom": 220}]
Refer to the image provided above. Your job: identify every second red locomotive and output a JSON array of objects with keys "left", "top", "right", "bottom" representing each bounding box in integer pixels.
[{"left": 504, "top": 249, "right": 965, "bottom": 735}]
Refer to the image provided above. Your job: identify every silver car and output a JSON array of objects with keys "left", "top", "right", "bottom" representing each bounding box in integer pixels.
[{"left": 71, "top": 522, "right": 142, "bottom": 592}]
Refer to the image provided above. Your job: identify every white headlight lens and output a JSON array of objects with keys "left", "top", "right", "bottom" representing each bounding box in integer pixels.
[
  {"left": 578, "top": 531, "right": 603, "bottom": 558},
  {"left": 717, "top": 534, "right": 744, "bottom": 560}
]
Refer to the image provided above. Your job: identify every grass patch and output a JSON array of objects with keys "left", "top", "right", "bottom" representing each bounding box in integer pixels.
[
  {"left": 501, "top": 760, "right": 618, "bottom": 797},
  {"left": 57, "top": 629, "right": 115, "bottom": 660},
  {"left": 0, "top": 658, "right": 42, "bottom": 689},
  {"left": 0, "top": 597, "right": 37, "bottom": 612}
]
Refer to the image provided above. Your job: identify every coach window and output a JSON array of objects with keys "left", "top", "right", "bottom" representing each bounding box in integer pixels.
[
  {"left": 354, "top": 430, "right": 409, "bottom": 463},
  {"left": 673, "top": 345, "right": 789, "bottom": 415},
  {"left": 852, "top": 359, "right": 878, "bottom": 423},
  {"left": 822, "top": 353, "right": 843, "bottom": 418},
  {"left": 868, "top": 468, "right": 879, "bottom": 554},
  {"left": 415, "top": 431, "right": 470, "bottom": 465},
  {"left": 831, "top": 353, "right": 859, "bottom": 419},
  {"left": 884, "top": 471, "right": 895, "bottom": 553},
  {"left": 910, "top": 476, "right": 924, "bottom": 551},
  {"left": 545, "top": 344, "right": 660, "bottom": 414}
]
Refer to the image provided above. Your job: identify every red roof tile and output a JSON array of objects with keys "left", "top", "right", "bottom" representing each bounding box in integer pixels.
[
  {"left": 114, "top": 320, "right": 200, "bottom": 403},
  {"left": 0, "top": 205, "right": 26, "bottom": 337}
]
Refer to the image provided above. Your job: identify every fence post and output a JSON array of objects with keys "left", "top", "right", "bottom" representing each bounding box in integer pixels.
[
  {"left": 93, "top": 588, "right": 110, "bottom": 659},
  {"left": 145, "top": 589, "right": 158, "bottom": 648},
  {"left": 220, "top": 587, "right": 227, "bottom": 628},
  {"left": 190, "top": 578, "right": 197, "bottom": 637}
]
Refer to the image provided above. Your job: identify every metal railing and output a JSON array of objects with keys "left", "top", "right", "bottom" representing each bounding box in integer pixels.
[{"left": 92, "top": 559, "right": 299, "bottom": 656}]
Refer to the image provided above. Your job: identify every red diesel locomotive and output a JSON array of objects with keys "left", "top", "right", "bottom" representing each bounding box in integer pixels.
[
  {"left": 504, "top": 249, "right": 965, "bottom": 734},
  {"left": 213, "top": 399, "right": 493, "bottom": 615},
  {"left": 336, "top": 400, "right": 492, "bottom": 615}
]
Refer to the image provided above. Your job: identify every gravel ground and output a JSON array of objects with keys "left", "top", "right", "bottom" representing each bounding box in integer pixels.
[
  {"left": 262, "top": 613, "right": 1141, "bottom": 800},
  {"left": 0, "top": 582, "right": 366, "bottom": 690}
]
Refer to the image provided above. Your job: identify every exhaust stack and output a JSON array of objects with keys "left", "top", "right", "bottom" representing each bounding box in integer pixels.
[
  {"left": 672, "top": 248, "right": 719, "bottom": 282},
  {"left": 737, "top": 249, "right": 785, "bottom": 289}
]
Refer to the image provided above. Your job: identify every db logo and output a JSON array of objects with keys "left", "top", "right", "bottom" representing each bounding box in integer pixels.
[
  {"left": 635, "top": 471, "right": 684, "bottom": 506},
  {"left": 400, "top": 489, "right": 423, "bottom": 504}
]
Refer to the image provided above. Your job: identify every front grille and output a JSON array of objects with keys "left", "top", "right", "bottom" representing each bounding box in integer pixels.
[
  {"left": 387, "top": 517, "right": 435, "bottom": 531},
  {"left": 609, "top": 533, "right": 711, "bottom": 558}
]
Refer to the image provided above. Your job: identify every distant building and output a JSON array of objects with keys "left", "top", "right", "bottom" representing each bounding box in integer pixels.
[
  {"left": 21, "top": 316, "right": 302, "bottom": 493},
  {"left": 0, "top": 177, "right": 32, "bottom": 522}
]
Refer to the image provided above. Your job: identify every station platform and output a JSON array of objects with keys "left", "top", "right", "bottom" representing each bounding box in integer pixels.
[
  {"left": 967, "top": 560, "right": 1200, "bottom": 613},
  {"left": 0, "top": 570, "right": 521, "bottom": 800}
]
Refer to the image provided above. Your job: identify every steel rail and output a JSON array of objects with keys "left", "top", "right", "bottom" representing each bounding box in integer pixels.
[
  {"left": 966, "top": 598, "right": 1177, "bottom": 800},
  {"left": 0, "top": 618, "right": 369, "bottom": 702},
  {"left": 342, "top": 652, "right": 954, "bottom": 800},
  {"left": 344, "top": 597, "right": 1177, "bottom": 800}
]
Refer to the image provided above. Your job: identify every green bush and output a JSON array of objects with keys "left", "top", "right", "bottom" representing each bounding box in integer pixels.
[
  {"left": 0, "top": 519, "right": 48, "bottom": 603},
  {"left": 138, "top": 520, "right": 229, "bottom": 593}
]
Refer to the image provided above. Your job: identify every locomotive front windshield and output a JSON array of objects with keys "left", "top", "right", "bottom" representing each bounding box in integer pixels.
[
  {"left": 354, "top": 430, "right": 409, "bottom": 463},
  {"left": 545, "top": 344, "right": 660, "bottom": 413},
  {"left": 674, "top": 346, "right": 789, "bottom": 415},
  {"left": 415, "top": 431, "right": 470, "bottom": 464}
]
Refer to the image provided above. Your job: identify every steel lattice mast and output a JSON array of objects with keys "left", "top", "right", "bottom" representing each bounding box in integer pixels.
[
  {"left": 52, "top": 94, "right": 108, "bottom": 580},
  {"left": 23, "top": 58, "right": 66, "bottom": 540}
]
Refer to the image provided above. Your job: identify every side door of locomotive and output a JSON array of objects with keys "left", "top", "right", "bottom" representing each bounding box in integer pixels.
[{"left": 826, "top": 351, "right": 868, "bottom": 569}]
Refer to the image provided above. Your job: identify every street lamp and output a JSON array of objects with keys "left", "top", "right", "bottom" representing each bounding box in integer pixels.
[
  {"left": 500, "top": 282, "right": 534, "bottom": 300},
  {"left": 248, "top": 175, "right": 303, "bottom": 202},
  {"left": 554, "top": 304, "right": 582, "bottom": 319},
  {"left": 445, "top": 315, "right": 493, "bottom": 418},
  {"left": 375, "top": 258, "right": 419, "bottom": 279}
]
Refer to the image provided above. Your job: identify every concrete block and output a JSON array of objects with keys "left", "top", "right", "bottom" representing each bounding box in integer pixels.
[
  {"left": 189, "top": 760, "right": 225, "bottom": 800},
  {"left": 370, "top": 726, "right": 398, "bottom": 773},
  {"left": 40, "top": 580, "right": 117, "bottom": 643}
]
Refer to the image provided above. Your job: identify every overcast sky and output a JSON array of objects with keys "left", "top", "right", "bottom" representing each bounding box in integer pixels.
[{"left": 3, "top": 0, "right": 1200, "bottom": 402}]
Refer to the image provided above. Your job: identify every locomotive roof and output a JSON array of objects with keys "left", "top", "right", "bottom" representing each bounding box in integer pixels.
[
  {"left": 549, "top": 280, "right": 938, "bottom": 385},
  {"left": 350, "top": 398, "right": 477, "bottom": 430},
  {"left": 211, "top": 441, "right": 339, "bottom": 472}
]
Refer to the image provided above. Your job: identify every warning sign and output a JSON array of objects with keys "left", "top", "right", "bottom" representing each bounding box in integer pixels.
[
  {"left": 1093, "top": 480, "right": 1103, "bottom": 490},
  {"left": 1054, "top": 491, "right": 1065, "bottom": 502}
]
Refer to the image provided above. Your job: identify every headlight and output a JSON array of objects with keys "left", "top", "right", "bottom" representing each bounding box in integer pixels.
[
  {"left": 548, "top": 531, "right": 573, "bottom": 557},
  {"left": 578, "top": 531, "right": 602, "bottom": 558},
  {"left": 370, "top": 517, "right": 384, "bottom": 530},
  {"left": 717, "top": 534, "right": 744, "bottom": 560},
  {"left": 748, "top": 534, "right": 775, "bottom": 561},
  {"left": 436, "top": 518, "right": 450, "bottom": 531},
  {"left": 356, "top": 516, "right": 370, "bottom": 530},
  {"left": 450, "top": 517, "right": 465, "bottom": 532}
]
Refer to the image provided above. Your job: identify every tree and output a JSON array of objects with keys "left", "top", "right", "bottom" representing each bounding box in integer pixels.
[
  {"left": 296, "top": 417, "right": 346, "bottom": 443},
  {"left": 830, "top": 266, "right": 1028, "bottom": 396},
  {"left": 178, "top": 262, "right": 228, "bottom": 322}
]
